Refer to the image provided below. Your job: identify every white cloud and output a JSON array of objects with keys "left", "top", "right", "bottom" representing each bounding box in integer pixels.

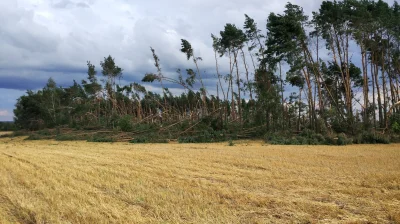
[{"left": 0, "top": 110, "right": 9, "bottom": 117}]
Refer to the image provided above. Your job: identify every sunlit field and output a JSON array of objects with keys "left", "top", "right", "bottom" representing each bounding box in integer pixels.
[{"left": 0, "top": 137, "right": 399, "bottom": 223}]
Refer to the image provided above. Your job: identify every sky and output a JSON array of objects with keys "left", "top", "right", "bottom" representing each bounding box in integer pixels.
[{"left": 0, "top": 0, "right": 394, "bottom": 121}]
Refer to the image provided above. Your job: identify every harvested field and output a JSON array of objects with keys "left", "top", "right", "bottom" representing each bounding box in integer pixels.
[{"left": 0, "top": 137, "right": 399, "bottom": 223}]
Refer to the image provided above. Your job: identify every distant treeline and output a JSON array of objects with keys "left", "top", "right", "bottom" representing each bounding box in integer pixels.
[
  {"left": 12, "top": 0, "right": 400, "bottom": 144},
  {"left": 0, "top": 122, "right": 16, "bottom": 131}
]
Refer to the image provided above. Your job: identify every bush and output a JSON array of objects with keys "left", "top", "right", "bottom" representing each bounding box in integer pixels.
[
  {"left": 360, "top": 131, "right": 390, "bottom": 144},
  {"left": 265, "top": 132, "right": 287, "bottom": 145},
  {"left": 25, "top": 134, "right": 42, "bottom": 140},
  {"left": 390, "top": 134, "right": 400, "bottom": 143},
  {"left": 392, "top": 122, "right": 400, "bottom": 134},
  {"left": 265, "top": 130, "right": 355, "bottom": 146},
  {"left": 178, "top": 136, "right": 192, "bottom": 143},
  {"left": 83, "top": 126, "right": 103, "bottom": 131},
  {"left": 130, "top": 137, "right": 148, "bottom": 143},
  {"left": 337, "top": 133, "right": 353, "bottom": 146},
  {"left": 129, "top": 136, "right": 168, "bottom": 144},
  {"left": 118, "top": 115, "right": 133, "bottom": 132},
  {"left": 178, "top": 129, "right": 228, "bottom": 143},
  {"left": 25, "top": 131, "right": 54, "bottom": 140},
  {"left": 266, "top": 130, "right": 328, "bottom": 145},
  {"left": 324, "top": 135, "right": 337, "bottom": 145},
  {"left": 12, "top": 130, "right": 29, "bottom": 137},
  {"left": 88, "top": 136, "right": 115, "bottom": 143},
  {"left": 37, "top": 129, "right": 52, "bottom": 136}
]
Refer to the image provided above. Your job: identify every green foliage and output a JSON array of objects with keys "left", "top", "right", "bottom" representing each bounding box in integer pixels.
[
  {"left": 25, "top": 129, "right": 56, "bottom": 140},
  {"left": 101, "top": 55, "right": 123, "bottom": 79},
  {"left": 180, "top": 39, "right": 194, "bottom": 60},
  {"left": 129, "top": 137, "right": 148, "bottom": 143},
  {"left": 178, "top": 130, "right": 228, "bottom": 143},
  {"left": 25, "top": 134, "right": 42, "bottom": 141},
  {"left": 357, "top": 132, "right": 390, "bottom": 144},
  {"left": 391, "top": 122, "right": 400, "bottom": 134},
  {"left": 390, "top": 134, "right": 400, "bottom": 143},
  {"left": 265, "top": 130, "right": 354, "bottom": 146},
  {"left": 13, "top": 131, "right": 29, "bottom": 137},
  {"left": 228, "top": 139, "right": 234, "bottom": 146},
  {"left": 219, "top": 24, "right": 246, "bottom": 52},
  {"left": 337, "top": 133, "right": 353, "bottom": 146},
  {"left": 83, "top": 126, "right": 103, "bottom": 131},
  {"left": 118, "top": 115, "right": 133, "bottom": 132},
  {"left": 37, "top": 129, "right": 52, "bottom": 136},
  {"left": 142, "top": 73, "right": 159, "bottom": 83},
  {"left": 0, "top": 122, "right": 16, "bottom": 131},
  {"left": 55, "top": 134, "right": 81, "bottom": 141},
  {"left": 88, "top": 135, "right": 115, "bottom": 143},
  {"left": 129, "top": 135, "right": 168, "bottom": 144}
]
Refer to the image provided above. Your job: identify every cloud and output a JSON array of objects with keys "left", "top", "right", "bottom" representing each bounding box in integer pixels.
[
  {"left": 52, "top": 0, "right": 74, "bottom": 9},
  {"left": 0, "top": 110, "right": 9, "bottom": 117},
  {"left": 3, "top": 0, "right": 390, "bottom": 119},
  {"left": 76, "top": 2, "right": 90, "bottom": 8}
]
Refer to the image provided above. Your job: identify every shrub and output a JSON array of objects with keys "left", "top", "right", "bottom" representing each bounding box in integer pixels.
[
  {"left": 177, "top": 136, "right": 195, "bottom": 143},
  {"left": 265, "top": 132, "right": 288, "bottom": 145},
  {"left": 83, "top": 126, "right": 103, "bottom": 131},
  {"left": 337, "top": 133, "right": 352, "bottom": 146},
  {"left": 118, "top": 115, "right": 133, "bottom": 132},
  {"left": 265, "top": 130, "right": 357, "bottom": 146},
  {"left": 130, "top": 136, "right": 168, "bottom": 144},
  {"left": 360, "top": 131, "right": 390, "bottom": 144},
  {"left": 314, "top": 134, "right": 326, "bottom": 143},
  {"left": 12, "top": 130, "right": 29, "bottom": 137},
  {"left": 178, "top": 129, "right": 228, "bottom": 143},
  {"left": 130, "top": 137, "right": 148, "bottom": 143},
  {"left": 392, "top": 122, "right": 400, "bottom": 134},
  {"left": 390, "top": 134, "right": 400, "bottom": 143},
  {"left": 88, "top": 136, "right": 115, "bottom": 143},
  {"left": 324, "top": 135, "right": 336, "bottom": 145},
  {"left": 25, "top": 131, "right": 54, "bottom": 140},
  {"left": 295, "top": 136, "right": 307, "bottom": 145},
  {"left": 25, "top": 134, "right": 42, "bottom": 140},
  {"left": 37, "top": 129, "right": 52, "bottom": 136}
]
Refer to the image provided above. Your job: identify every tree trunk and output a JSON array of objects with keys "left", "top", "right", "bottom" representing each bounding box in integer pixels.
[
  {"left": 361, "top": 47, "right": 369, "bottom": 126},
  {"left": 374, "top": 62, "right": 383, "bottom": 128},
  {"left": 371, "top": 52, "right": 377, "bottom": 129},
  {"left": 381, "top": 50, "right": 388, "bottom": 128},
  {"left": 234, "top": 51, "right": 242, "bottom": 124},
  {"left": 240, "top": 49, "right": 253, "bottom": 101}
]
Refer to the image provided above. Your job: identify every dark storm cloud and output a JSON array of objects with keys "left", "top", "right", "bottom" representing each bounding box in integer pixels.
[{"left": 0, "top": 76, "right": 45, "bottom": 91}]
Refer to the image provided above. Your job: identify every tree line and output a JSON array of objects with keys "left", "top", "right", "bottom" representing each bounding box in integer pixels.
[{"left": 13, "top": 0, "right": 400, "bottom": 143}]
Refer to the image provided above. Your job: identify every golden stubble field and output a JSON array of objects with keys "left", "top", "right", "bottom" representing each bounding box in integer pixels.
[{"left": 0, "top": 137, "right": 399, "bottom": 224}]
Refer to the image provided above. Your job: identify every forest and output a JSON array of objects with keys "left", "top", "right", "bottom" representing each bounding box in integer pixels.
[{"left": 11, "top": 0, "right": 400, "bottom": 144}]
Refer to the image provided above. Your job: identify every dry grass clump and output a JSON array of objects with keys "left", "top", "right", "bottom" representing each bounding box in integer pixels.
[{"left": 0, "top": 138, "right": 399, "bottom": 223}]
